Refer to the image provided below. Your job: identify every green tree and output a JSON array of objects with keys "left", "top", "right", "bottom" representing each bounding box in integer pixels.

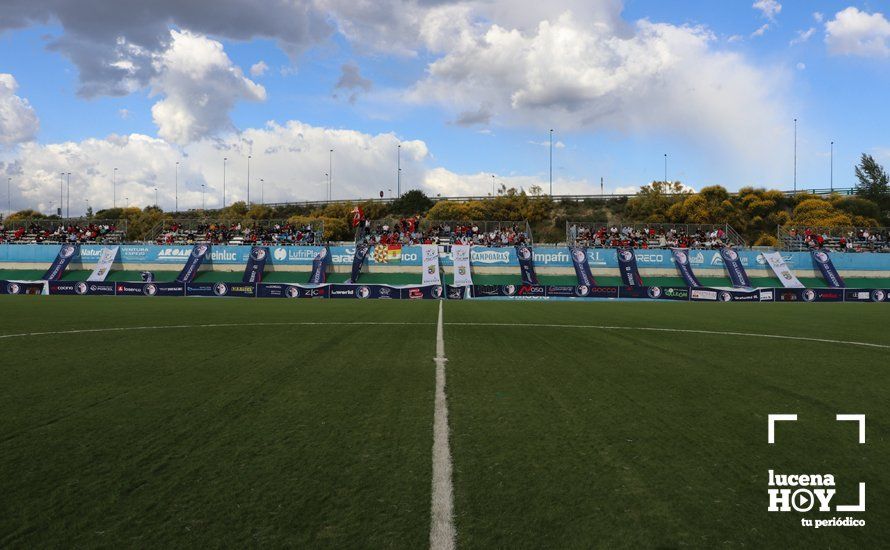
[
  {"left": 854, "top": 154, "right": 889, "bottom": 203},
  {"left": 389, "top": 189, "right": 433, "bottom": 216}
]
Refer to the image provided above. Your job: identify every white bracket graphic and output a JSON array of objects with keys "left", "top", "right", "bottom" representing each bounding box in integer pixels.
[
  {"left": 836, "top": 414, "right": 866, "bottom": 444},
  {"left": 768, "top": 414, "right": 798, "bottom": 444},
  {"left": 836, "top": 482, "right": 866, "bottom": 512}
]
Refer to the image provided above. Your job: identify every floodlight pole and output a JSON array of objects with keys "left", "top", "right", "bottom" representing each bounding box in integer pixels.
[
  {"left": 397, "top": 143, "right": 401, "bottom": 197},
  {"left": 66, "top": 172, "right": 70, "bottom": 219},
  {"left": 113, "top": 167, "right": 117, "bottom": 209},
  {"left": 247, "top": 154, "right": 251, "bottom": 204},
  {"left": 175, "top": 161, "right": 179, "bottom": 213},
  {"left": 830, "top": 141, "right": 834, "bottom": 191},
  {"left": 793, "top": 118, "right": 797, "bottom": 193},
  {"left": 549, "top": 129, "right": 553, "bottom": 195},
  {"left": 223, "top": 157, "right": 227, "bottom": 208}
]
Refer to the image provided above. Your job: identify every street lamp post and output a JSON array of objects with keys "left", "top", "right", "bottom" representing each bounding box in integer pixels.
[
  {"left": 491, "top": 174, "right": 495, "bottom": 196},
  {"left": 113, "top": 167, "right": 117, "bottom": 209},
  {"left": 247, "top": 154, "right": 251, "bottom": 204},
  {"left": 549, "top": 129, "right": 553, "bottom": 195},
  {"left": 154, "top": 187, "right": 158, "bottom": 207},
  {"left": 223, "top": 157, "right": 227, "bottom": 208},
  {"left": 66, "top": 172, "right": 70, "bottom": 219},
  {"left": 830, "top": 141, "right": 834, "bottom": 191},
  {"left": 175, "top": 161, "right": 179, "bottom": 213},
  {"left": 201, "top": 184, "right": 205, "bottom": 210},
  {"left": 664, "top": 154, "right": 668, "bottom": 183},
  {"left": 397, "top": 144, "right": 401, "bottom": 197},
  {"left": 793, "top": 118, "right": 797, "bottom": 192},
  {"left": 260, "top": 178, "right": 264, "bottom": 204},
  {"left": 328, "top": 149, "right": 333, "bottom": 201},
  {"left": 6, "top": 177, "right": 10, "bottom": 216},
  {"left": 59, "top": 173, "right": 63, "bottom": 218}
]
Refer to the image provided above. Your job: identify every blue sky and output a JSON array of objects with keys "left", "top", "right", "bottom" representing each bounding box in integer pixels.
[{"left": 1, "top": 1, "right": 889, "bottom": 214}]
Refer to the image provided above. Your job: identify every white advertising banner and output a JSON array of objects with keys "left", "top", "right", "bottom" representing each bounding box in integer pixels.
[
  {"left": 421, "top": 244, "right": 442, "bottom": 285},
  {"left": 451, "top": 244, "right": 473, "bottom": 287},
  {"left": 87, "top": 246, "right": 119, "bottom": 282},
  {"left": 761, "top": 251, "right": 804, "bottom": 288}
]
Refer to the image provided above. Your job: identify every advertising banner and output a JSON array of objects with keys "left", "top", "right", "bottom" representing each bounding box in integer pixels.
[
  {"left": 451, "top": 244, "right": 473, "bottom": 287},
  {"left": 42, "top": 243, "right": 79, "bottom": 281},
  {"left": 1, "top": 280, "right": 47, "bottom": 295},
  {"left": 515, "top": 244, "right": 539, "bottom": 285},
  {"left": 719, "top": 247, "right": 752, "bottom": 288},
  {"left": 761, "top": 251, "right": 804, "bottom": 288},
  {"left": 347, "top": 243, "right": 371, "bottom": 283},
  {"left": 844, "top": 289, "right": 888, "bottom": 303},
  {"left": 175, "top": 244, "right": 210, "bottom": 283},
  {"left": 445, "top": 284, "right": 467, "bottom": 299},
  {"left": 671, "top": 248, "right": 702, "bottom": 287},
  {"left": 87, "top": 246, "right": 119, "bottom": 282},
  {"left": 48, "top": 281, "right": 116, "bottom": 295},
  {"left": 421, "top": 244, "right": 442, "bottom": 286},
  {"left": 114, "top": 282, "right": 185, "bottom": 297},
  {"left": 257, "top": 283, "right": 328, "bottom": 298},
  {"left": 186, "top": 282, "right": 257, "bottom": 298},
  {"left": 774, "top": 287, "right": 845, "bottom": 302},
  {"left": 620, "top": 286, "right": 689, "bottom": 301},
  {"left": 242, "top": 246, "right": 268, "bottom": 283},
  {"left": 616, "top": 248, "right": 643, "bottom": 287},
  {"left": 569, "top": 245, "right": 596, "bottom": 286},
  {"left": 308, "top": 247, "right": 331, "bottom": 284},
  {"left": 810, "top": 250, "right": 846, "bottom": 288}
]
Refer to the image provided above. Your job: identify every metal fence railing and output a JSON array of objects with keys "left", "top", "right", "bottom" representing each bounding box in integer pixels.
[
  {"left": 777, "top": 225, "right": 890, "bottom": 252},
  {"left": 153, "top": 219, "right": 324, "bottom": 246},
  {"left": 0, "top": 218, "right": 127, "bottom": 244},
  {"left": 356, "top": 219, "right": 532, "bottom": 246},
  {"left": 565, "top": 221, "right": 746, "bottom": 249}
]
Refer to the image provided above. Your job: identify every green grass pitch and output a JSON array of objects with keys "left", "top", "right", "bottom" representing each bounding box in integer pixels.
[{"left": 1, "top": 296, "right": 888, "bottom": 547}]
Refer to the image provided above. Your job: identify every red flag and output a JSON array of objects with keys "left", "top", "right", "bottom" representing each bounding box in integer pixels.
[{"left": 351, "top": 206, "right": 364, "bottom": 227}]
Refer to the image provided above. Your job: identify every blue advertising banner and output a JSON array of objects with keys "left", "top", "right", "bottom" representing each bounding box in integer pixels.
[
  {"left": 719, "top": 248, "right": 752, "bottom": 288},
  {"left": 114, "top": 282, "right": 185, "bottom": 297},
  {"left": 242, "top": 247, "right": 268, "bottom": 283},
  {"left": 811, "top": 250, "right": 845, "bottom": 288},
  {"left": 671, "top": 248, "right": 702, "bottom": 287},
  {"left": 569, "top": 245, "right": 596, "bottom": 286},
  {"left": 0, "top": 280, "right": 45, "bottom": 294},
  {"left": 515, "top": 244, "right": 539, "bottom": 285},
  {"left": 42, "top": 243, "right": 79, "bottom": 280},
  {"left": 48, "top": 280, "right": 115, "bottom": 296},
  {"left": 616, "top": 248, "right": 643, "bottom": 286},
  {"left": 308, "top": 247, "right": 331, "bottom": 284},
  {"left": 186, "top": 282, "right": 257, "bottom": 298},
  {"left": 348, "top": 243, "right": 370, "bottom": 283},
  {"left": 175, "top": 244, "right": 210, "bottom": 283}
]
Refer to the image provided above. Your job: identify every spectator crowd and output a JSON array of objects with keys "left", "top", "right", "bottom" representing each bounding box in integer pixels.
[
  {"left": 156, "top": 222, "right": 319, "bottom": 246},
  {"left": 356, "top": 218, "right": 529, "bottom": 247},
  {"left": 568, "top": 224, "right": 728, "bottom": 249},
  {"left": 785, "top": 227, "right": 890, "bottom": 253},
  {"left": 0, "top": 222, "right": 121, "bottom": 244}
]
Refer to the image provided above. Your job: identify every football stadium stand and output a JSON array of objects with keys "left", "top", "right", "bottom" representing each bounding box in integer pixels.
[
  {"left": 356, "top": 219, "right": 532, "bottom": 247},
  {"left": 566, "top": 222, "right": 745, "bottom": 249},
  {"left": 152, "top": 219, "right": 323, "bottom": 246},
  {"left": 778, "top": 226, "right": 890, "bottom": 253},
  {"left": 0, "top": 219, "right": 125, "bottom": 244}
]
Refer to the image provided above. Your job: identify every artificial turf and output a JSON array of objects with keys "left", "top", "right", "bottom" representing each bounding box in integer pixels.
[{"left": 0, "top": 297, "right": 887, "bottom": 547}]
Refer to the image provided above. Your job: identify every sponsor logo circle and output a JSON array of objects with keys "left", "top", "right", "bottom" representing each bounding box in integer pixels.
[
  {"left": 802, "top": 289, "right": 817, "bottom": 302},
  {"left": 575, "top": 285, "right": 590, "bottom": 297},
  {"left": 143, "top": 283, "right": 158, "bottom": 296},
  {"left": 814, "top": 251, "right": 829, "bottom": 263},
  {"left": 193, "top": 244, "right": 209, "bottom": 258},
  {"left": 74, "top": 282, "right": 88, "bottom": 295},
  {"left": 285, "top": 286, "right": 300, "bottom": 298},
  {"left": 7, "top": 282, "right": 21, "bottom": 295},
  {"left": 356, "top": 286, "right": 371, "bottom": 299},
  {"left": 213, "top": 282, "right": 228, "bottom": 296},
  {"left": 719, "top": 291, "right": 732, "bottom": 302},
  {"left": 432, "top": 285, "right": 443, "bottom": 298},
  {"left": 273, "top": 248, "right": 287, "bottom": 261},
  {"left": 870, "top": 290, "right": 885, "bottom": 303},
  {"left": 572, "top": 249, "right": 586, "bottom": 262},
  {"left": 517, "top": 246, "right": 532, "bottom": 260},
  {"left": 318, "top": 248, "right": 328, "bottom": 259},
  {"left": 251, "top": 248, "right": 267, "bottom": 261},
  {"left": 619, "top": 250, "right": 634, "bottom": 262},
  {"left": 503, "top": 285, "right": 517, "bottom": 296},
  {"left": 675, "top": 251, "right": 688, "bottom": 265},
  {"left": 60, "top": 244, "right": 76, "bottom": 258},
  {"left": 723, "top": 249, "right": 738, "bottom": 261},
  {"left": 647, "top": 286, "right": 662, "bottom": 299}
]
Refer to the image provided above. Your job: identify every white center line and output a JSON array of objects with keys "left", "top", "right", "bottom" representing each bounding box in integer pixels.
[{"left": 430, "top": 300, "right": 456, "bottom": 550}]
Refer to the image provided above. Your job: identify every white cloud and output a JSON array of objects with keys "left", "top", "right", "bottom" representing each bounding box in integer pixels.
[
  {"left": 333, "top": 62, "right": 373, "bottom": 104},
  {"left": 528, "top": 140, "right": 565, "bottom": 148},
  {"left": 118, "top": 108, "right": 130, "bottom": 119},
  {"left": 813, "top": 12, "right": 824, "bottom": 23},
  {"left": 0, "top": 73, "right": 39, "bottom": 145},
  {"left": 753, "top": 0, "right": 782, "bottom": 21},
  {"left": 410, "top": 12, "right": 790, "bottom": 175},
  {"left": 825, "top": 7, "right": 890, "bottom": 57},
  {"left": 149, "top": 30, "right": 266, "bottom": 145},
  {"left": 249, "top": 60, "right": 269, "bottom": 77},
  {"left": 796, "top": 62, "right": 806, "bottom": 70},
  {"left": 790, "top": 27, "right": 816, "bottom": 45},
  {"left": 751, "top": 23, "right": 770, "bottom": 37}
]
